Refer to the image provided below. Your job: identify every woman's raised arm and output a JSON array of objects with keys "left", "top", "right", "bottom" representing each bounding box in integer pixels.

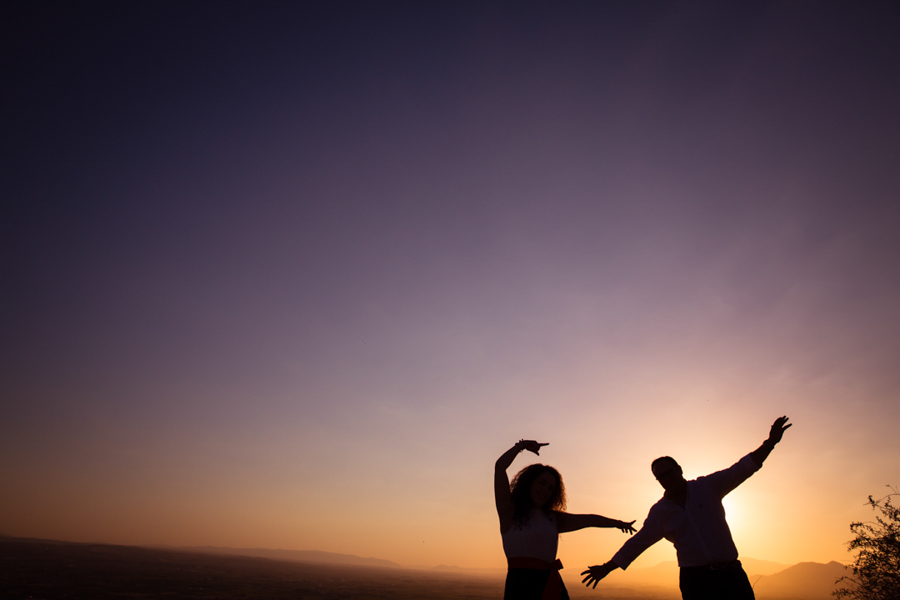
[{"left": 494, "top": 440, "right": 547, "bottom": 532}]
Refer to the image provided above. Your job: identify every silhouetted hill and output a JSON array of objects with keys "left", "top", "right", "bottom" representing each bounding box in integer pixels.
[
  {"left": 586, "top": 558, "right": 846, "bottom": 599},
  {"left": 169, "top": 544, "right": 403, "bottom": 569},
  {"left": 0, "top": 536, "right": 504, "bottom": 599},
  {"left": 433, "top": 563, "right": 506, "bottom": 574},
  {"left": 0, "top": 535, "right": 849, "bottom": 600},
  {"left": 610, "top": 557, "right": 788, "bottom": 588},
  {"left": 754, "top": 561, "right": 848, "bottom": 599},
  {"left": 741, "top": 557, "right": 793, "bottom": 577}
]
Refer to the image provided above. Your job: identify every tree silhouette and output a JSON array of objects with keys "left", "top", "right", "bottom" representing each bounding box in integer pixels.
[{"left": 834, "top": 487, "right": 900, "bottom": 600}]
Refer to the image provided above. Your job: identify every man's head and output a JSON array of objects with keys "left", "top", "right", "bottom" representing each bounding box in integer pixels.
[{"left": 651, "top": 456, "right": 686, "bottom": 492}]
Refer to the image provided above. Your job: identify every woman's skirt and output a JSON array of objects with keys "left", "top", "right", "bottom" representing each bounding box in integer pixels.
[{"left": 503, "top": 560, "right": 569, "bottom": 600}]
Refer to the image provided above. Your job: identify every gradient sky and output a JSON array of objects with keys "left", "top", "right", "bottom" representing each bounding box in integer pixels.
[{"left": 2, "top": 1, "right": 899, "bottom": 573}]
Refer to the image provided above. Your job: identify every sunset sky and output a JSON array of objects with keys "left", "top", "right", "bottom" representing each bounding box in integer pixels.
[{"left": 2, "top": 1, "right": 899, "bottom": 576}]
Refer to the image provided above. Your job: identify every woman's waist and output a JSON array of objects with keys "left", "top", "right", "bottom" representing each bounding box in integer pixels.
[{"left": 507, "top": 557, "right": 563, "bottom": 571}]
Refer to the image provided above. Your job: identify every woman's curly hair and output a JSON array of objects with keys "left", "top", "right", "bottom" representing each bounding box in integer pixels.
[{"left": 509, "top": 463, "right": 566, "bottom": 527}]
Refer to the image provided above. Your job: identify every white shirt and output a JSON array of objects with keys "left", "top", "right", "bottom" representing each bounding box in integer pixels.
[
  {"left": 612, "top": 454, "right": 761, "bottom": 569},
  {"left": 502, "top": 509, "right": 559, "bottom": 563}
]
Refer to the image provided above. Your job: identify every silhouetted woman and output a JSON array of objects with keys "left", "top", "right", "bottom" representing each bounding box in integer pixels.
[{"left": 495, "top": 439, "right": 635, "bottom": 600}]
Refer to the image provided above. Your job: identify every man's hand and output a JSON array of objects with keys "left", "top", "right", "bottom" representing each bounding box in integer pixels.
[
  {"left": 581, "top": 562, "right": 617, "bottom": 589},
  {"left": 768, "top": 416, "right": 792, "bottom": 445},
  {"left": 751, "top": 416, "right": 792, "bottom": 467}
]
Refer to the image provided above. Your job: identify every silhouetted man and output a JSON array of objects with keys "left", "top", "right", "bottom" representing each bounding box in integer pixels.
[{"left": 582, "top": 416, "right": 792, "bottom": 600}]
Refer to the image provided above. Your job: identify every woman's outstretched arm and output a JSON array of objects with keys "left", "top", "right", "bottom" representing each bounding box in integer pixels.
[
  {"left": 494, "top": 440, "right": 547, "bottom": 532},
  {"left": 555, "top": 513, "right": 636, "bottom": 534}
]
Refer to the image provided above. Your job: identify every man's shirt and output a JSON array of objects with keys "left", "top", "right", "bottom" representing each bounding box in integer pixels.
[{"left": 612, "top": 454, "right": 761, "bottom": 569}]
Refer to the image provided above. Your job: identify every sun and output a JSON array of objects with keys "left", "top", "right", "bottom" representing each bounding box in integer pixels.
[{"left": 722, "top": 495, "right": 745, "bottom": 536}]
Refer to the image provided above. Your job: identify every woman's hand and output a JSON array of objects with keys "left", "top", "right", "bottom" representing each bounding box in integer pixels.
[
  {"left": 618, "top": 520, "right": 636, "bottom": 534},
  {"left": 517, "top": 440, "right": 549, "bottom": 455}
]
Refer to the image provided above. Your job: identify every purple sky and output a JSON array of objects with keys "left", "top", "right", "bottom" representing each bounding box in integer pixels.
[{"left": 2, "top": 1, "right": 899, "bottom": 569}]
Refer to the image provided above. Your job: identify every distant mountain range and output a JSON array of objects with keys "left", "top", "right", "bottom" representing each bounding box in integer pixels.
[
  {"left": 598, "top": 558, "right": 850, "bottom": 599},
  {"left": 189, "top": 546, "right": 851, "bottom": 599},
  {"left": 617, "top": 556, "right": 789, "bottom": 587},
  {"left": 0, "top": 535, "right": 402, "bottom": 570},
  {"left": 754, "top": 561, "right": 850, "bottom": 599},
  {"left": 164, "top": 544, "right": 404, "bottom": 569},
  {"left": 2, "top": 534, "right": 851, "bottom": 599}
]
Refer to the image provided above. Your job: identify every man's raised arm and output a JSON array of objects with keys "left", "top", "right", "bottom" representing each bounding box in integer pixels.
[{"left": 750, "top": 416, "right": 792, "bottom": 467}]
